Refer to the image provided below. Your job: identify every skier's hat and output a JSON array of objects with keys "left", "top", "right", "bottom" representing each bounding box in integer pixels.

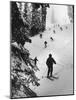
[{"left": 49, "top": 54, "right": 52, "bottom": 57}]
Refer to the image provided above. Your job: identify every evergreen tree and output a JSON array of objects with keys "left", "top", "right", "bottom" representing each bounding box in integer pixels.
[{"left": 11, "top": 2, "right": 40, "bottom": 98}]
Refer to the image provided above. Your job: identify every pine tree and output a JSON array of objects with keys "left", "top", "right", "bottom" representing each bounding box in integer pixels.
[{"left": 11, "top": 2, "right": 40, "bottom": 98}]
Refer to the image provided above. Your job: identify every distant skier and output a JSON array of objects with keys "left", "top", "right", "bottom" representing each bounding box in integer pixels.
[
  {"left": 46, "top": 54, "right": 56, "bottom": 78},
  {"left": 44, "top": 41, "right": 47, "bottom": 48},
  {"left": 60, "top": 27, "right": 63, "bottom": 31},
  {"left": 40, "top": 33, "right": 42, "bottom": 38},
  {"left": 34, "top": 57, "right": 38, "bottom": 66},
  {"left": 50, "top": 37, "right": 54, "bottom": 41},
  {"left": 53, "top": 30, "right": 56, "bottom": 34}
]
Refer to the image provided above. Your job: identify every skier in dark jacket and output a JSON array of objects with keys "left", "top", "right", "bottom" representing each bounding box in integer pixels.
[
  {"left": 44, "top": 41, "right": 47, "bottom": 48},
  {"left": 53, "top": 30, "right": 56, "bottom": 34},
  {"left": 34, "top": 57, "right": 38, "bottom": 66},
  {"left": 60, "top": 27, "right": 63, "bottom": 31},
  {"left": 46, "top": 54, "right": 56, "bottom": 78},
  {"left": 50, "top": 37, "right": 54, "bottom": 41},
  {"left": 40, "top": 33, "right": 42, "bottom": 38}
]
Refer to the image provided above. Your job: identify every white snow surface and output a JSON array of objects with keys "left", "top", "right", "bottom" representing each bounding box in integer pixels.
[{"left": 24, "top": 23, "right": 73, "bottom": 96}]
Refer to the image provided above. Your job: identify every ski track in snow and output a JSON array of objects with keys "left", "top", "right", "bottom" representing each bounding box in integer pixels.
[{"left": 24, "top": 24, "right": 73, "bottom": 96}]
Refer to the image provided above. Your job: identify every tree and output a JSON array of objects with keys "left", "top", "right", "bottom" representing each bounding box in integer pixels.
[{"left": 11, "top": 2, "right": 40, "bottom": 98}]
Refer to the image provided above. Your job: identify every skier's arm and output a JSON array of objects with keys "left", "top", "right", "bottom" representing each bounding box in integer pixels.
[{"left": 53, "top": 58, "right": 56, "bottom": 64}]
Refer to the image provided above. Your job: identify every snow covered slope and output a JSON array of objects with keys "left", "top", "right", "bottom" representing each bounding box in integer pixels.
[{"left": 24, "top": 23, "right": 73, "bottom": 96}]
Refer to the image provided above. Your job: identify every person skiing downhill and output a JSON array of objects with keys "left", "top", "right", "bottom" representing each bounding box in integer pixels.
[
  {"left": 44, "top": 41, "right": 47, "bottom": 48},
  {"left": 50, "top": 37, "right": 54, "bottom": 41},
  {"left": 60, "top": 27, "right": 63, "bottom": 31},
  {"left": 34, "top": 57, "right": 38, "bottom": 66},
  {"left": 40, "top": 33, "right": 42, "bottom": 38},
  {"left": 46, "top": 54, "right": 56, "bottom": 78},
  {"left": 53, "top": 30, "right": 56, "bottom": 34}
]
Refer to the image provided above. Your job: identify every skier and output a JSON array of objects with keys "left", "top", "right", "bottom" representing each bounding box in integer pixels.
[
  {"left": 60, "top": 27, "right": 63, "bottom": 31},
  {"left": 50, "top": 37, "right": 54, "bottom": 41},
  {"left": 34, "top": 57, "right": 38, "bottom": 66},
  {"left": 46, "top": 54, "right": 56, "bottom": 78},
  {"left": 44, "top": 41, "right": 47, "bottom": 48},
  {"left": 53, "top": 30, "right": 56, "bottom": 34},
  {"left": 40, "top": 33, "right": 42, "bottom": 38}
]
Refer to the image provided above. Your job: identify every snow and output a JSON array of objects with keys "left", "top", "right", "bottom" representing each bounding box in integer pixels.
[
  {"left": 24, "top": 23, "right": 73, "bottom": 96},
  {"left": 46, "top": 5, "right": 70, "bottom": 29}
]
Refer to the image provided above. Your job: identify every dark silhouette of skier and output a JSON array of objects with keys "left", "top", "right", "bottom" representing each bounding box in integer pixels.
[
  {"left": 60, "top": 27, "right": 63, "bottom": 31},
  {"left": 50, "top": 37, "right": 54, "bottom": 41},
  {"left": 53, "top": 30, "right": 56, "bottom": 34},
  {"left": 46, "top": 54, "right": 56, "bottom": 78},
  {"left": 34, "top": 57, "right": 38, "bottom": 66},
  {"left": 40, "top": 34, "right": 42, "bottom": 38},
  {"left": 44, "top": 41, "right": 47, "bottom": 48}
]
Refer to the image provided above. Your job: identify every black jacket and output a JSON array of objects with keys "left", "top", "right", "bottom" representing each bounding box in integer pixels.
[{"left": 46, "top": 57, "right": 56, "bottom": 67}]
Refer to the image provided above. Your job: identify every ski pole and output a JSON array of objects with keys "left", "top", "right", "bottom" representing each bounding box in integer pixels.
[{"left": 56, "top": 63, "right": 64, "bottom": 67}]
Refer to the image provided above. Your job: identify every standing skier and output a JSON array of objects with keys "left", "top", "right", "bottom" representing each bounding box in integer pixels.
[
  {"left": 46, "top": 54, "right": 56, "bottom": 78},
  {"left": 50, "top": 37, "right": 54, "bottom": 41},
  {"left": 40, "top": 33, "right": 42, "bottom": 38},
  {"left": 53, "top": 30, "right": 56, "bottom": 34},
  {"left": 44, "top": 41, "right": 47, "bottom": 48},
  {"left": 34, "top": 57, "right": 38, "bottom": 66},
  {"left": 60, "top": 27, "right": 63, "bottom": 31}
]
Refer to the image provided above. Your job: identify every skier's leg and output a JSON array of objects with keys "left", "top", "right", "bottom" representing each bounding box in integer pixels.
[
  {"left": 51, "top": 67, "right": 53, "bottom": 77},
  {"left": 47, "top": 67, "right": 50, "bottom": 77},
  {"left": 46, "top": 44, "right": 47, "bottom": 48},
  {"left": 50, "top": 70, "right": 52, "bottom": 77},
  {"left": 47, "top": 69, "right": 49, "bottom": 77},
  {"left": 35, "top": 61, "right": 37, "bottom": 65},
  {"left": 45, "top": 44, "right": 46, "bottom": 48},
  {"left": 34, "top": 61, "right": 36, "bottom": 65}
]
